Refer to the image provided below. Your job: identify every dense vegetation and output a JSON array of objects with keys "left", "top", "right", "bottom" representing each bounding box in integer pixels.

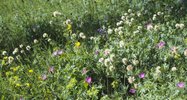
[{"left": 0, "top": 0, "right": 187, "bottom": 99}]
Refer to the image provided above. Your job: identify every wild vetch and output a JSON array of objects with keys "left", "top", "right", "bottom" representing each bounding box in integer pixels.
[
  {"left": 177, "top": 82, "right": 185, "bottom": 88},
  {"left": 138, "top": 72, "right": 145, "bottom": 79},
  {"left": 85, "top": 77, "right": 92, "bottom": 84},
  {"left": 157, "top": 41, "right": 165, "bottom": 49}
]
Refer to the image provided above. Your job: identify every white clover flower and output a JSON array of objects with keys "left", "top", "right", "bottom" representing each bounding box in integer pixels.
[
  {"left": 114, "top": 28, "right": 119, "bottom": 33},
  {"left": 104, "top": 58, "right": 111, "bottom": 67},
  {"left": 153, "top": 16, "right": 156, "bottom": 21},
  {"left": 109, "top": 65, "right": 115, "bottom": 71},
  {"left": 79, "top": 32, "right": 86, "bottom": 39},
  {"left": 20, "top": 50, "right": 24, "bottom": 54},
  {"left": 43, "top": 33, "right": 48, "bottom": 38},
  {"left": 171, "top": 67, "right": 177, "bottom": 71},
  {"left": 175, "top": 23, "right": 184, "bottom": 29},
  {"left": 128, "top": 9, "right": 132, "bottom": 13},
  {"left": 99, "top": 58, "right": 104, "bottom": 63},
  {"left": 130, "top": 18, "right": 134, "bottom": 22},
  {"left": 65, "top": 19, "right": 72, "bottom": 25},
  {"left": 121, "top": 16, "right": 125, "bottom": 20},
  {"left": 2, "top": 51, "right": 7, "bottom": 55},
  {"left": 118, "top": 30, "right": 123, "bottom": 35},
  {"left": 49, "top": 21, "right": 53, "bottom": 24},
  {"left": 53, "top": 11, "right": 62, "bottom": 17},
  {"left": 90, "top": 36, "right": 94, "bottom": 40},
  {"left": 122, "top": 58, "right": 128, "bottom": 65},
  {"left": 137, "top": 26, "right": 142, "bottom": 30},
  {"left": 34, "top": 39, "right": 38, "bottom": 44},
  {"left": 16, "top": 55, "right": 21, "bottom": 60},
  {"left": 132, "top": 59, "right": 139, "bottom": 66},
  {"left": 124, "top": 13, "right": 128, "bottom": 16},
  {"left": 107, "top": 28, "right": 113, "bottom": 34},
  {"left": 116, "top": 21, "right": 123, "bottom": 26},
  {"left": 156, "top": 66, "right": 161, "bottom": 74},
  {"left": 146, "top": 23, "right": 153, "bottom": 30},
  {"left": 128, "top": 22, "right": 132, "bottom": 26},
  {"left": 154, "top": 25, "right": 159, "bottom": 31},
  {"left": 126, "top": 64, "right": 133, "bottom": 71},
  {"left": 179, "top": 24, "right": 185, "bottom": 29},
  {"left": 8, "top": 56, "right": 14, "bottom": 64},
  {"left": 26, "top": 46, "right": 31, "bottom": 51},
  {"left": 47, "top": 38, "right": 51, "bottom": 42},
  {"left": 157, "top": 11, "right": 162, "bottom": 16},
  {"left": 13, "top": 48, "right": 19, "bottom": 55},
  {"left": 137, "top": 12, "right": 141, "bottom": 17},
  {"left": 184, "top": 49, "right": 187, "bottom": 56},
  {"left": 104, "top": 49, "right": 111, "bottom": 56},
  {"left": 119, "top": 41, "right": 125, "bottom": 48},
  {"left": 118, "top": 27, "right": 123, "bottom": 31},
  {"left": 19, "top": 44, "right": 23, "bottom": 48},
  {"left": 133, "top": 30, "right": 139, "bottom": 34},
  {"left": 128, "top": 76, "right": 135, "bottom": 84}
]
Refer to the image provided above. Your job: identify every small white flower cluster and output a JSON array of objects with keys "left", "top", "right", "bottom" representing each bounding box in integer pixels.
[
  {"left": 107, "top": 28, "right": 113, "bottom": 34},
  {"left": 114, "top": 27, "right": 123, "bottom": 35},
  {"left": 42, "top": 33, "right": 52, "bottom": 42},
  {"left": 53, "top": 11, "right": 62, "bottom": 17},
  {"left": 26, "top": 45, "right": 31, "bottom": 51},
  {"left": 152, "top": 11, "right": 164, "bottom": 21},
  {"left": 65, "top": 19, "right": 72, "bottom": 25},
  {"left": 12, "top": 48, "right": 19, "bottom": 55},
  {"left": 184, "top": 49, "right": 187, "bottom": 56},
  {"left": 175, "top": 23, "right": 185, "bottom": 29},
  {"left": 43, "top": 33, "right": 48, "bottom": 38},
  {"left": 34, "top": 39, "right": 38, "bottom": 44},
  {"left": 2, "top": 51, "right": 7, "bottom": 55},
  {"left": 119, "top": 41, "right": 125, "bottom": 48},
  {"left": 79, "top": 32, "right": 86, "bottom": 39}
]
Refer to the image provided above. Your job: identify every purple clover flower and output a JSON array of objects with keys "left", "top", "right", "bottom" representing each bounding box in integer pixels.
[
  {"left": 52, "top": 50, "right": 63, "bottom": 56},
  {"left": 95, "top": 50, "right": 99, "bottom": 55},
  {"left": 48, "top": 66, "right": 54, "bottom": 73},
  {"left": 139, "top": 72, "right": 145, "bottom": 79},
  {"left": 97, "top": 28, "right": 106, "bottom": 34},
  {"left": 177, "top": 82, "right": 185, "bottom": 88},
  {"left": 85, "top": 77, "right": 92, "bottom": 84},
  {"left": 129, "top": 88, "right": 136, "bottom": 94},
  {"left": 41, "top": 74, "right": 47, "bottom": 80},
  {"left": 157, "top": 41, "right": 165, "bottom": 49}
]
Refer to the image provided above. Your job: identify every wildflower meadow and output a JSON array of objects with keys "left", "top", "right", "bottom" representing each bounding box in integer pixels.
[{"left": 0, "top": 0, "right": 187, "bottom": 99}]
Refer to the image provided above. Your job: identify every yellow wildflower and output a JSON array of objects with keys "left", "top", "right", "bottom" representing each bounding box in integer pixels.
[
  {"left": 5, "top": 71, "right": 11, "bottom": 76},
  {"left": 13, "top": 76, "right": 19, "bottom": 81},
  {"left": 67, "top": 24, "right": 72, "bottom": 30},
  {"left": 75, "top": 42, "right": 81, "bottom": 47},
  {"left": 16, "top": 83, "right": 21, "bottom": 87},
  {"left": 28, "top": 69, "right": 33, "bottom": 73},
  {"left": 3, "top": 56, "right": 8, "bottom": 60},
  {"left": 25, "top": 83, "right": 30, "bottom": 87},
  {"left": 11, "top": 66, "right": 20, "bottom": 72}
]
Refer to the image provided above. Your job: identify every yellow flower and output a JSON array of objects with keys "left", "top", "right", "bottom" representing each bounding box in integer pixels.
[
  {"left": 28, "top": 69, "right": 33, "bottom": 73},
  {"left": 67, "top": 24, "right": 72, "bottom": 30},
  {"left": 25, "top": 83, "right": 30, "bottom": 87},
  {"left": 13, "top": 76, "right": 19, "bottom": 81},
  {"left": 16, "top": 83, "right": 21, "bottom": 87},
  {"left": 3, "top": 56, "right": 8, "bottom": 60},
  {"left": 11, "top": 66, "right": 20, "bottom": 72},
  {"left": 5, "top": 71, "right": 11, "bottom": 76},
  {"left": 75, "top": 42, "right": 81, "bottom": 47}
]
